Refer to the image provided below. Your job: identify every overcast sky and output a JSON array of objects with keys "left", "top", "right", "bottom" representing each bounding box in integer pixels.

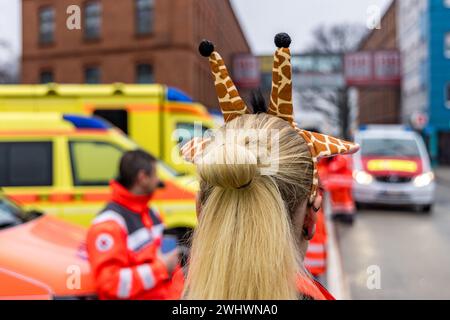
[
  {"left": 0, "top": 0, "right": 392, "bottom": 58},
  {"left": 231, "top": 0, "right": 393, "bottom": 54}
]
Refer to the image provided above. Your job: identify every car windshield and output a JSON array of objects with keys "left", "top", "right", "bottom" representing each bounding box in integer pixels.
[
  {"left": 361, "top": 137, "right": 421, "bottom": 157},
  {"left": 0, "top": 196, "right": 28, "bottom": 230}
]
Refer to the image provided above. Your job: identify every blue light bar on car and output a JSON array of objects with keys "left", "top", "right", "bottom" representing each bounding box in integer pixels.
[
  {"left": 359, "top": 124, "right": 412, "bottom": 132},
  {"left": 63, "top": 114, "right": 111, "bottom": 130},
  {"left": 166, "top": 87, "right": 193, "bottom": 103}
]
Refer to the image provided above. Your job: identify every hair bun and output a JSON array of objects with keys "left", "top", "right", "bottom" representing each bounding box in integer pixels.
[
  {"left": 274, "top": 33, "right": 291, "bottom": 48},
  {"left": 199, "top": 40, "right": 215, "bottom": 57},
  {"left": 198, "top": 144, "right": 258, "bottom": 190}
]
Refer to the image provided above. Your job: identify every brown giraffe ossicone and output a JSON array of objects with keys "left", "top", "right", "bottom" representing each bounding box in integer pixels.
[
  {"left": 199, "top": 40, "right": 249, "bottom": 123},
  {"left": 180, "top": 137, "right": 210, "bottom": 164},
  {"left": 268, "top": 47, "right": 294, "bottom": 125},
  {"left": 268, "top": 33, "right": 359, "bottom": 202},
  {"left": 269, "top": 48, "right": 279, "bottom": 116},
  {"left": 297, "top": 128, "right": 359, "bottom": 203}
]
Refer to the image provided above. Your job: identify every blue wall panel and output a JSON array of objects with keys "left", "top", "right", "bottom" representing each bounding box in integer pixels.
[{"left": 428, "top": 0, "right": 450, "bottom": 130}]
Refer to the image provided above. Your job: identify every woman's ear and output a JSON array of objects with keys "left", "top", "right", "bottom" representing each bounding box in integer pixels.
[
  {"left": 312, "top": 193, "right": 323, "bottom": 212},
  {"left": 303, "top": 194, "right": 323, "bottom": 240}
]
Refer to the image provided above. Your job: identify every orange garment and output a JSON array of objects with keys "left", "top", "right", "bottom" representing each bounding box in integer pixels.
[
  {"left": 86, "top": 180, "right": 184, "bottom": 300},
  {"left": 303, "top": 160, "right": 329, "bottom": 277},
  {"left": 324, "top": 155, "right": 355, "bottom": 215},
  {"left": 304, "top": 208, "right": 327, "bottom": 277}
]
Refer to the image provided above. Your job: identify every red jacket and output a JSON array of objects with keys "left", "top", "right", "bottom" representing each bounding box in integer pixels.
[
  {"left": 86, "top": 180, "right": 184, "bottom": 300},
  {"left": 324, "top": 155, "right": 354, "bottom": 190}
]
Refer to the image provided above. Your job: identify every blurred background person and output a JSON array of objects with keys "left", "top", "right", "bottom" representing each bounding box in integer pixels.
[
  {"left": 86, "top": 150, "right": 184, "bottom": 300},
  {"left": 321, "top": 155, "right": 355, "bottom": 223}
]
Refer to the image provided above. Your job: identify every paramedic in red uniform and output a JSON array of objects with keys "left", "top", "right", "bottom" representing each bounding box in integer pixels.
[
  {"left": 86, "top": 150, "right": 184, "bottom": 299},
  {"left": 324, "top": 155, "right": 356, "bottom": 223}
]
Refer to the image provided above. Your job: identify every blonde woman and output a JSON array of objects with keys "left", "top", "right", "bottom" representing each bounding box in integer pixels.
[{"left": 180, "top": 34, "right": 359, "bottom": 300}]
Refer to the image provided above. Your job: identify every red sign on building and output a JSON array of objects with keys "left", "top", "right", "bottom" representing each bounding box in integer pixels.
[
  {"left": 232, "top": 54, "right": 260, "bottom": 88},
  {"left": 344, "top": 50, "right": 401, "bottom": 86}
]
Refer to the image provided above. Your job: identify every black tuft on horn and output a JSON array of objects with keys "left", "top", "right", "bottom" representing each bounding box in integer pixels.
[
  {"left": 274, "top": 33, "right": 291, "bottom": 48},
  {"left": 199, "top": 40, "right": 215, "bottom": 57}
]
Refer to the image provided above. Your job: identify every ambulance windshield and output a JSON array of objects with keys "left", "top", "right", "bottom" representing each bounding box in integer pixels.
[{"left": 361, "top": 138, "right": 421, "bottom": 158}]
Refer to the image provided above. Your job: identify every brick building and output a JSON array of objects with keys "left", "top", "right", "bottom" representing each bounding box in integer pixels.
[
  {"left": 357, "top": 0, "right": 401, "bottom": 124},
  {"left": 21, "top": 0, "right": 251, "bottom": 109}
]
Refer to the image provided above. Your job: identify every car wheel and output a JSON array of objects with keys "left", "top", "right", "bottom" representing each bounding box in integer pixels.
[
  {"left": 332, "top": 213, "right": 355, "bottom": 225},
  {"left": 421, "top": 204, "right": 433, "bottom": 213},
  {"left": 355, "top": 202, "right": 366, "bottom": 211}
]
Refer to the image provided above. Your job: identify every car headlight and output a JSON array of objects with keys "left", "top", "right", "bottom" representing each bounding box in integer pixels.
[
  {"left": 353, "top": 170, "right": 373, "bottom": 185},
  {"left": 413, "top": 172, "right": 434, "bottom": 187}
]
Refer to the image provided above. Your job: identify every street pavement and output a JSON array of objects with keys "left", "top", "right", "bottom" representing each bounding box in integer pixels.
[{"left": 336, "top": 167, "right": 450, "bottom": 299}]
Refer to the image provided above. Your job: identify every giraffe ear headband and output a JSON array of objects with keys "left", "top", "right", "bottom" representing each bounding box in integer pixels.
[{"left": 181, "top": 33, "right": 360, "bottom": 204}]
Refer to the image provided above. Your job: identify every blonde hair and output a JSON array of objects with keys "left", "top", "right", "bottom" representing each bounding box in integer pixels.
[{"left": 184, "top": 113, "right": 313, "bottom": 300}]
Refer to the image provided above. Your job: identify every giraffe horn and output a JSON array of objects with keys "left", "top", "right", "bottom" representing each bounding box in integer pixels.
[
  {"left": 269, "top": 48, "right": 279, "bottom": 116},
  {"left": 299, "top": 130, "right": 360, "bottom": 159},
  {"left": 268, "top": 33, "right": 294, "bottom": 125},
  {"left": 199, "top": 40, "right": 249, "bottom": 123},
  {"left": 180, "top": 137, "right": 211, "bottom": 163},
  {"left": 297, "top": 128, "right": 360, "bottom": 203}
]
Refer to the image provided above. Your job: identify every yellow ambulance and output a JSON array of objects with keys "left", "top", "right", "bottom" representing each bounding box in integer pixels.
[
  {"left": 0, "top": 83, "right": 215, "bottom": 176},
  {"left": 0, "top": 112, "right": 198, "bottom": 239}
]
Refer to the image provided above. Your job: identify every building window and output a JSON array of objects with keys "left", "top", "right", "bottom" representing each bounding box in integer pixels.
[
  {"left": 136, "top": 0, "right": 154, "bottom": 35},
  {"left": 84, "top": 2, "right": 101, "bottom": 40},
  {"left": 85, "top": 66, "right": 101, "bottom": 84},
  {"left": 39, "top": 7, "right": 55, "bottom": 44},
  {"left": 40, "top": 70, "right": 54, "bottom": 83},
  {"left": 0, "top": 142, "right": 53, "bottom": 187},
  {"left": 445, "top": 32, "right": 450, "bottom": 58},
  {"left": 136, "top": 64, "right": 154, "bottom": 83}
]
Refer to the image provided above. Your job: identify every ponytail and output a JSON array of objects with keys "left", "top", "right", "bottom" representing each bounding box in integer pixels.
[{"left": 184, "top": 114, "right": 313, "bottom": 300}]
